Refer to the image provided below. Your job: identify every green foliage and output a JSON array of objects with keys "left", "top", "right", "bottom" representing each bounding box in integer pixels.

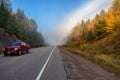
[
  {"left": 0, "top": 2, "right": 9, "bottom": 28},
  {"left": 86, "top": 30, "right": 94, "bottom": 42},
  {"left": 110, "top": 54, "right": 120, "bottom": 60},
  {"left": 0, "top": 28, "right": 5, "bottom": 30},
  {"left": 94, "top": 56, "right": 113, "bottom": 66},
  {"left": 101, "top": 47, "right": 109, "bottom": 54},
  {"left": 93, "top": 55, "right": 120, "bottom": 73},
  {"left": 110, "top": 36, "right": 116, "bottom": 45},
  {"left": 0, "top": 2, "right": 45, "bottom": 47},
  {"left": 0, "top": 50, "right": 3, "bottom": 54},
  {"left": 94, "top": 20, "right": 108, "bottom": 40},
  {"left": 80, "top": 43, "right": 93, "bottom": 51},
  {"left": 7, "top": 13, "right": 19, "bottom": 35},
  {"left": 0, "top": 0, "right": 11, "bottom": 10},
  {"left": 15, "top": 9, "right": 45, "bottom": 47}
]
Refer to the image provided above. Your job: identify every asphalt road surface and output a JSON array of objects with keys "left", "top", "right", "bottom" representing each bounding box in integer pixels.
[
  {"left": 0, "top": 46, "right": 120, "bottom": 80},
  {"left": 0, "top": 47, "right": 67, "bottom": 80}
]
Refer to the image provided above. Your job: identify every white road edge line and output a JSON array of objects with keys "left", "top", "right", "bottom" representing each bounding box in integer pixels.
[{"left": 36, "top": 47, "right": 56, "bottom": 80}]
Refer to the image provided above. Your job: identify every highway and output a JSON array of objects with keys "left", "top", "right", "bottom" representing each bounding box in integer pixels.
[
  {"left": 0, "top": 47, "right": 67, "bottom": 80},
  {"left": 0, "top": 46, "right": 120, "bottom": 80}
]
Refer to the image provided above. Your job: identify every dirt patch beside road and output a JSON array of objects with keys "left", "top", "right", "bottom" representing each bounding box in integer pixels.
[{"left": 59, "top": 48, "right": 120, "bottom": 80}]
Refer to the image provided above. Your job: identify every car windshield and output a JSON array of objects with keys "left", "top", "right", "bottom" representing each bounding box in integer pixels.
[{"left": 10, "top": 42, "right": 21, "bottom": 46}]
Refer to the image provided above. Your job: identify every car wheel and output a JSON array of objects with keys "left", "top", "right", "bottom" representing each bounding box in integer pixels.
[
  {"left": 18, "top": 50, "right": 22, "bottom": 56},
  {"left": 26, "top": 49, "right": 29, "bottom": 53}
]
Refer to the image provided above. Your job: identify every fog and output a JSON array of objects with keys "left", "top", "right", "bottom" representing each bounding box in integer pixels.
[{"left": 43, "top": 0, "right": 113, "bottom": 45}]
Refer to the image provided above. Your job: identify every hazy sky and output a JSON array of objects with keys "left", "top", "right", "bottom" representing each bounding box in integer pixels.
[{"left": 11, "top": 0, "right": 113, "bottom": 45}]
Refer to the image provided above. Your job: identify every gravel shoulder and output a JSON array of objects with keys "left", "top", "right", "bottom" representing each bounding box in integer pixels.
[{"left": 59, "top": 48, "right": 120, "bottom": 80}]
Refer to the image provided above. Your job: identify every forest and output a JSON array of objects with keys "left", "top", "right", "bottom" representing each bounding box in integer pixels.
[
  {"left": 64, "top": 0, "right": 120, "bottom": 74},
  {"left": 0, "top": 0, "right": 45, "bottom": 47}
]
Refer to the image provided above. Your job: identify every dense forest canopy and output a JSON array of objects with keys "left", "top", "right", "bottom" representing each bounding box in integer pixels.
[
  {"left": 67, "top": 0, "right": 120, "bottom": 43},
  {"left": 0, "top": 0, "right": 45, "bottom": 47}
]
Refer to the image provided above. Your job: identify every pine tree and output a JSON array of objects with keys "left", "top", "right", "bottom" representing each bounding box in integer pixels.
[
  {"left": 86, "top": 30, "right": 94, "bottom": 42},
  {"left": 94, "top": 20, "right": 107, "bottom": 40},
  {"left": 0, "top": 2, "right": 9, "bottom": 28},
  {"left": 0, "top": 0, "right": 12, "bottom": 10}
]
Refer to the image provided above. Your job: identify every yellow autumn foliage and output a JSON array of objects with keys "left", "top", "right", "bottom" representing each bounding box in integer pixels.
[{"left": 105, "top": 7, "right": 116, "bottom": 33}]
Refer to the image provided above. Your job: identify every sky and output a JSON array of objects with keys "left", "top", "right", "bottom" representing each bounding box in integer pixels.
[{"left": 11, "top": 0, "right": 113, "bottom": 45}]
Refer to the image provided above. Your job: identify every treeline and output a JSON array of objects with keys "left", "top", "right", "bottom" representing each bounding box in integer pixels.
[
  {"left": 67, "top": 0, "right": 120, "bottom": 43},
  {"left": 0, "top": 0, "right": 45, "bottom": 47},
  {"left": 64, "top": 0, "right": 120, "bottom": 74}
]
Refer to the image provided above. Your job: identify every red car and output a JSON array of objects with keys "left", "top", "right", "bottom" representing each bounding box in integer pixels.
[{"left": 3, "top": 42, "right": 30, "bottom": 56}]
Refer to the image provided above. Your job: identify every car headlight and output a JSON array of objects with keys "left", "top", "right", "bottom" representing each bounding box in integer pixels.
[
  {"left": 14, "top": 48, "right": 18, "bottom": 50},
  {"left": 3, "top": 48, "right": 5, "bottom": 51}
]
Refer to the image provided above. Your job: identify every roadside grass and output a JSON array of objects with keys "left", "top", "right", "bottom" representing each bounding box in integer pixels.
[
  {"left": 92, "top": 55, "right": 120, "bottom": 74},
  {"left": 61, "top": 47, "right": 120, "bottom": 74},
  {"left": 80, "top": 43, "right": 93, "bottom": 51},
  {"left": 0, "top": 50, "right": 3, "bottom": 54},
  {"left": 0, "top": 28, "right": 5, "bottom": 30}
]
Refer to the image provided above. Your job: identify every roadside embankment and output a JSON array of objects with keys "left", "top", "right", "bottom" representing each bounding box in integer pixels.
[
  {"left": 61, "top": 46, "right": 120, "bottom": 75},
  {"left": 0, "top": 29, "right": 21, "bottom": 54}
]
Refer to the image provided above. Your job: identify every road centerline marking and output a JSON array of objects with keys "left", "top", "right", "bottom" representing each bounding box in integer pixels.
[{"left": 36, "top": 47, "right": 56, "bottom": 80}]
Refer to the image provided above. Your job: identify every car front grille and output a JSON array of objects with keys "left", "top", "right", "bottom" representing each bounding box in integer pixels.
[{"left": 5, "top": 48, "right": 14, "bottom": 51}]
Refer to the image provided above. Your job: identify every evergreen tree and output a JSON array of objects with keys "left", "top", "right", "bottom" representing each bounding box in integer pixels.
[
  {"left": 0, "top": 2, "right": 9, "bottom": 28},
  {"left": 94, "top": 20, "right": 107, "bottom": 40},
  {"left": 86, "top": 30, "right": 94, "bottom": 42},
  {"left": 0, "top": 0, "right": 12, "bottom": 10},
  {"left": 7, "top": 13, "right": 19, "bottom": 35}
]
